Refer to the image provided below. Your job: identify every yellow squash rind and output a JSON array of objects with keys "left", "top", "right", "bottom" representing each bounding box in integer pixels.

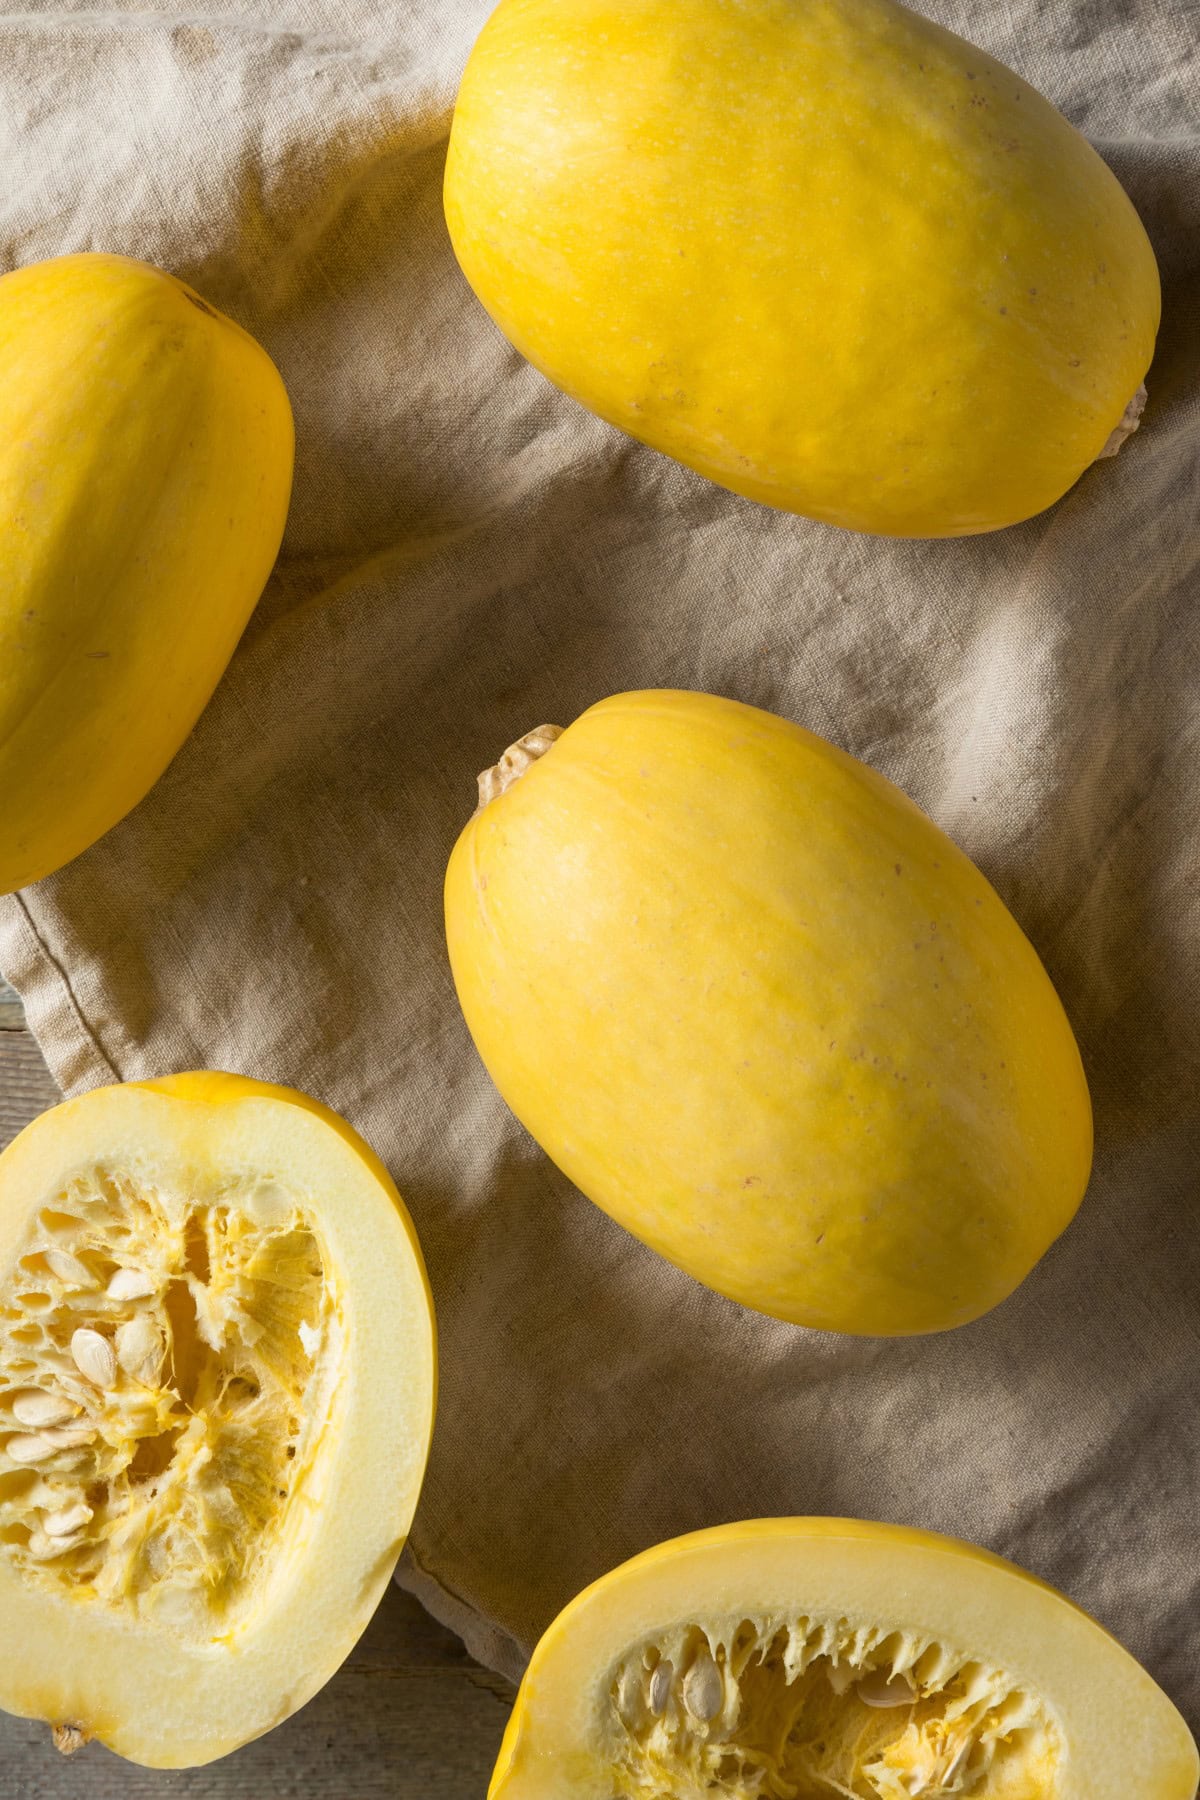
[
  {"left": 446, "top": 0, "right": 1161, "bottom": 536},
  {"left": 446, "top": 690, "right": 1093, "bottom": 1335},
  {"left": 0, "top": 253, "right": 294, "bottom": 893}
]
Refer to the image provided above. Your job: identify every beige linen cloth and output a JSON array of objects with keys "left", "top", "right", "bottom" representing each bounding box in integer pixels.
[{"left": 1, "top": 0, "right": 1198, "bottom": 1729}]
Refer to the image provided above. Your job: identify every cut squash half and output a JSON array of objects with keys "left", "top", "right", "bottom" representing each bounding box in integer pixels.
[
  {"left": 0, "top": 1072, "right": 436, "bottom": 1767},
  {"left": 491, "top": 1519, "right": 1197, "bottom": 1800}
]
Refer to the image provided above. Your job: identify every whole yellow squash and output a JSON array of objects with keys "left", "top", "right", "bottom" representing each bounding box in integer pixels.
[
  {"left": 444, "top": 0, "right": 1161, "bottom": 536},
  {"left": 445, "top": 692, "right": 1093, "bottom": 1335},
  {"left": 0, "top": 254, "right": 294, "bottom": 894}
]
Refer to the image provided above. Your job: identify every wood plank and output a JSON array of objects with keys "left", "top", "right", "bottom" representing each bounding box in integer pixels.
[
  {"left": 0, "top": 983, "right": 60, "bottom": 1149},
  {"left": 0, "top": 988, "right": 517, "bottom": 1795}
]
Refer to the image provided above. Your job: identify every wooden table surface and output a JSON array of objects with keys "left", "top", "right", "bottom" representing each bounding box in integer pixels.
[{"left": 0, "top": 978, "right": 515, "bottom": 1800}]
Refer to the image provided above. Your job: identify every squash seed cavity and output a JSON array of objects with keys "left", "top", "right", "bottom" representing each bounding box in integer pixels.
[
  {"left": 0, "top": 1163, "right": 338, "bottom": 1639},
  {"left": 608, "top": 1616, "right": 1063, "bottom": 1798}
]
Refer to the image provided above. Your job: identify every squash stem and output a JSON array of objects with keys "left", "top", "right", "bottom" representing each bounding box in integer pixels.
[
  {"left": 476, "top": 725, "right": 563, "bottom": 814},
  {"left": 1097, "top": 382, "right": 1148, "bottom": 459}
]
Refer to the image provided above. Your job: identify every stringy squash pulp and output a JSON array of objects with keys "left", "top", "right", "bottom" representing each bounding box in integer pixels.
[
  {"left": 490, "top": 1521, "right": 1199, "bottom": 1800},
  {"left": 0, "top": 1074, "right": 435, "bottom": 1767}
]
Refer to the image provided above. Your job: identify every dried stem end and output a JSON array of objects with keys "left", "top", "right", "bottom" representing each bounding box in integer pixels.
[
  {"left": 475, "top": 725, "right": 564, "bottom": 814},
  {"left": 1097, "top": 383, "right": 1148, "bottom": 459},
  {"left": 52, "top": 1723, "right": 92, "bottom": 1756}
]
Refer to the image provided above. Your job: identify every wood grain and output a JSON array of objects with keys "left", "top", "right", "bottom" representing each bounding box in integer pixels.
[
  {"left": 0, "top": 981, "right": 516, "bottom": 1796},
  {"left": 0, "top": 980, "right": 59, "bottom": 1150}
]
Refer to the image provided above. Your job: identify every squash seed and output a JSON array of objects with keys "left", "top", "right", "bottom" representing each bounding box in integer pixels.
[
  {"left": 648, "top": 1660, "right": 674, "bottom": 1715},
  {"left": 682, "top": 1650, "right": 723, "bottom": 1722},
  {"left": 857, "top": 1668, "right": 917, "bottom": 1709},
  {"left": 615, "top": 1664, "right": 643, "bottom": 1729},
  {"left": 6, "top": 1433, "right": 59, "bottom": 1464},
  {"left": 11, "top": 1390, "right": 79, "bottom": 1429},
  {"left": 43, "top": 1502, "right": 93, "bottom": 1538},
  {"left": 29, "top": 1528, "right": 85, "bottom": 1561},
  {"left": 46, "top": 1427, "right": 96, "bottom": 1451},
  {"left": 71, "top": 1329, "right": 117, "bottom": 1389},
  {"left": 45, "top": 1249, "right": 99, "bottom": 1290},
  {"left": 106, "top": 1267, "right": 157, "bottom": 1302},
  {"left": 115, "top": 1315, "right": 163, "bottom": 1383},
  {"left": 3, "top": 1426, "right": 91, "bottom": 1464}
]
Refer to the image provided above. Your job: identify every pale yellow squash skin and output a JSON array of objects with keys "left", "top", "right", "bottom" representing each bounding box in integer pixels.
[
  {"left": 0, "top": 254, "right": 294, "bottom": 894},
  {"left": 0, "top": 1073, "right": 436, "bottom": 1767},
  {"left": 490, "top": 1519, "right": 1199, "bottom": 1800},
  {"left": 445, "top": 691, "right": 1092, "bottom": 1335},
  {"left": 444, "top": 0, "right": 1161, "bottom": 536}
]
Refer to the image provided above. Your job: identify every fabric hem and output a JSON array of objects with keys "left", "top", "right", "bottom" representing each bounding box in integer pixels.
[
  {"left": 395, "top": 1543, "right": 529, "bottom": 1687},
  {"left": 0, "top": 892, "right": 120, "bottom": 1094}
]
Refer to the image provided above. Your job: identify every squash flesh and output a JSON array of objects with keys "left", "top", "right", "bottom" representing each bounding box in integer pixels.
[
  {"left": 0, "top": 1160, "right": 333, "bottom": 1635},
  {"left": 609, "top": 1617, "right": 1061, "bottom": 1798},
  {"left": 0, "top": 1075, "right": 436, "bottom": 1766},
  {"left": 490, "top": 1520, "right": 1198, "bottom": 1800}
]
